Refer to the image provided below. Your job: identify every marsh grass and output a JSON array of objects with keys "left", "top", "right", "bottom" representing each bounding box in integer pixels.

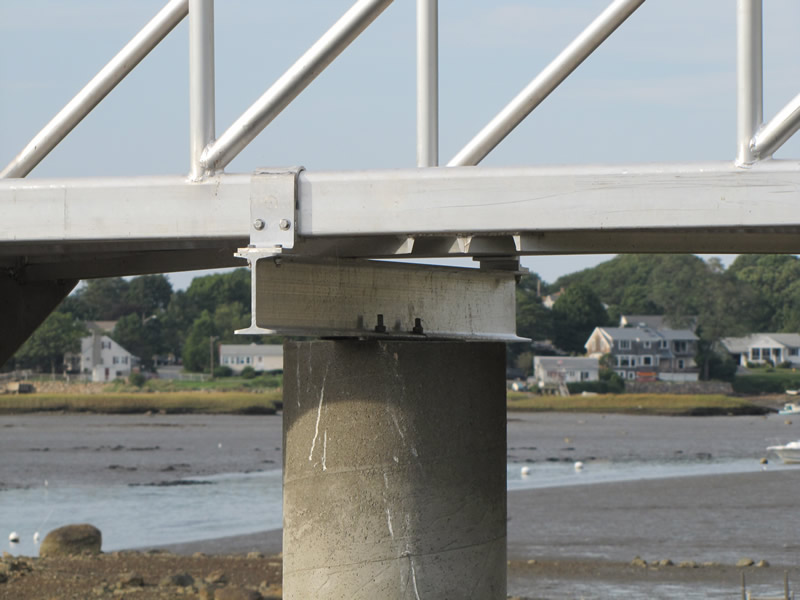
[
  {"left": 506, "top": 393, "right": 767, "bottom": 416},
  {"left": 0, "top": 391, "right": 282, "bottom": 415}
]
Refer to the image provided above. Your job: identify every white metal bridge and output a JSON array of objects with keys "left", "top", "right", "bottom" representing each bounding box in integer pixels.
[{"left": 1, "top": 2, "right": 799, "bottom": 593}]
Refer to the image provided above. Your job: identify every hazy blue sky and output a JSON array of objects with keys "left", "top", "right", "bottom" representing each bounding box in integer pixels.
[{"left": 2, "top": 1, "right": 798, "bottom": 288}]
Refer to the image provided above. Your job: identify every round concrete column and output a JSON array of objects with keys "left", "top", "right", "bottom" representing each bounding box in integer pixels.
[{"left": 282, "top": 340, "right": 507, "bottom": 599}]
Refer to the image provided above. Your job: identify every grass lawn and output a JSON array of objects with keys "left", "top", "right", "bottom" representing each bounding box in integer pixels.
[
  {"left": 506, "top": 392, "right": 768, "bottom": 416},
  {"left": 0, "top": 391, "right": 282, "bottom": 415}
]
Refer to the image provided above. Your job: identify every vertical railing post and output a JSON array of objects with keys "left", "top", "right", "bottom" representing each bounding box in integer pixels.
[
  {"left": 189, "top": 0, "right": 216, "bottom": 180},
  {"left": 417, "top": 0, "right": 438, "bottom": 167},
  {"left": 736, "top": 0, "right": 762, "bottom": 165}
]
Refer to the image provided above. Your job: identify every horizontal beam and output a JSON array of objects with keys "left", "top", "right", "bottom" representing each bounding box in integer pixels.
[
  {"left": 298, "top": 161, "right": 800, "bottom": 237},
  {"left": 241, "top": 255, "right": 521, "bottom": 341},
  {"left": 2, "top": 161, "right": 800, "bottom": 280},
  {"left": 0, "top": 174, "right": 251, "bottom": 245}
]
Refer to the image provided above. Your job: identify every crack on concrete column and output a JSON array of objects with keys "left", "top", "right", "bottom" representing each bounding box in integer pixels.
[
  {"left": 308, "top": 364, "right": 330, "bottom": 462},
  {"left": 410, "top": 559, "right": 422, "bottom": 600},
  {"left": 322, "top": 430, "right": 328, "bottom": 471}
]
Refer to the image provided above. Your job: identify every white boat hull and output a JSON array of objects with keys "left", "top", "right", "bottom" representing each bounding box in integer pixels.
[{"left": 767, "top": 441, "right": 800, "bottom": 464}]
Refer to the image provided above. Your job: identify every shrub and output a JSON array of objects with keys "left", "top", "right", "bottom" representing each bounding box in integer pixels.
[
  {"left": 240, "top": 366, "right": 257, "bottom": 379},
  {"left": 778, "top": 361, "right": 793, "bottom": 369},
  {"left": 128, "top": 372, "right": 147, "bottom": 388},
  {"left": 213, "top": 365, "right": 233, "bottom": 378}
]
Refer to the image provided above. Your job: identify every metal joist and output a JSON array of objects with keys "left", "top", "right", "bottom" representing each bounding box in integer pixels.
[
  {"left": 239, "top": 255, "right": 521, "bottom": 341},
  {"left": 2, "top": 162, "right": 800, "bottom": 262}
]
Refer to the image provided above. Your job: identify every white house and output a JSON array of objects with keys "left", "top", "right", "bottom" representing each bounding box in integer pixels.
[
  {"left": 585, "top": 326, "right": 700, "bottom": 382},
  {"left": 219, "top": 343, "right": 283, "bottom": 373},
  {"left": 77, "top": 332, "right": 138, "bottom": 382},
  {"left": 533, "top": 356, "right": 600, "bottom": 386},
  {"left": 721, "top": 333, "right": 800, "bottom": 367}
]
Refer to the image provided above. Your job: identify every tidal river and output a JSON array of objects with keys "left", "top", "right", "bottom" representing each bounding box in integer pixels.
[{"left": 2, "top": 412, "right": 798, "bottom": 599}]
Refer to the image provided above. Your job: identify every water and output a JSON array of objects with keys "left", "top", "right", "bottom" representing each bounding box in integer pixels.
[
  {"left": 5, "top": 456, "right": 792, "bottom": 558},
  {"left": 3, "top": 469, "right": 283, "bottom": 557}
]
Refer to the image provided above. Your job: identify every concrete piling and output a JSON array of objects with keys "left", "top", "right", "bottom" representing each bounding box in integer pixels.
[{"left": 282, "top": 340, "right": 507, "bottom": 599}]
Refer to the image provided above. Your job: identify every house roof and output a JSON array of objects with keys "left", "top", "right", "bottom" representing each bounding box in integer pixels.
[
  {"left": 219, "top": 344, "right": 283, "bottom": 356},
  {"left": 594, "top": 326, "right": 698, "bottom": 343},
  {"left": 722, "top": 333, "right": 800, "bottom": 352},
  {"left": 534, "top": 356, "right": 598, "bottom": 370},
  {"left": 767, "top": 333, "right": 800, "bottom": 347},
  {"left": 619, "top": 315, "right": 665, "bottom": 329}
]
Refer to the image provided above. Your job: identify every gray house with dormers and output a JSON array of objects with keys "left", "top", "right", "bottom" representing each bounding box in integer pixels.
[{"left": 585, "top": 326, "right": 700, "bottom": 382}]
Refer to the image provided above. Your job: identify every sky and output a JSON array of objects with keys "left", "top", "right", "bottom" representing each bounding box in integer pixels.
[{"left": 2, "top": 0, "right": 799, "bottom": 289}]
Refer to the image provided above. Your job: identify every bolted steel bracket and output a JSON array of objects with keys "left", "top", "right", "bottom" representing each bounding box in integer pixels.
[{"left": 249, "top": 166, "right": 304, "bottom": 251}]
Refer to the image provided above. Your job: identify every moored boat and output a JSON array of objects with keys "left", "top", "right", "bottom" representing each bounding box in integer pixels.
[
  {"left": 766, "top": 440, "right": 800, "bottom": 464},
  {"left": 778, "top": 402, "right": 800, "bottom": 415}
]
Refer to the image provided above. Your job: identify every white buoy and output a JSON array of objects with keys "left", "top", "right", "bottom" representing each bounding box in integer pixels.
[
  {"left": 574, "top": 461, "right": 584, "bottom": 471},
  {"left": 33, "top": 531, "right": 40, "bottom": 544},
  {"left": 9, "top": 532, "right": 20, "bottom": 543},
  {"left": 520, "top": 466, "right": 531, "bottom": 477}
]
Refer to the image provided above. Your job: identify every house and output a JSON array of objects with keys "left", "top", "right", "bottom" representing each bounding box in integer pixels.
[
  {"left": 219, "top": 343, "right": 283, "bottom": 373},
  {"left": 721, "top": 333, "right": 800, "bottom": 367},
  {"left": 533, "top": 356, "right": 599, "bottom": 387},
  {"left": 541, "top": 288, "right": 565, "bottom": 309},
  {"left": 585, "top": 326, "right": 700, "bottom": 382},
  {"left": 76, "top": 332, "right": 138, "bottom": 382},
  {"left": 619, "top": 314, "right": 698, "bottom": 331}
]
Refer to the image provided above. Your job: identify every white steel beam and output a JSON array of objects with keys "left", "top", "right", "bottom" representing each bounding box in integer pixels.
[
  {"left": 448, "top": 0, "right": 645, "bottom": 167},
  {"left": 0, "top": 0, "right": 189, "bottom": 179},
  {"left": 200, "top": 0, "right": 394, "bottom": 172},
  {"left": 297, "top": 162, "right": 800, "bottom": 237},
  {"left": 417, "top": 0, "right": 438, "bottom": 167},
  {"left": 2, "top": 162, "right": 800, "bottom": 273},
  {"left": 189, "top": 0, "right": 216, "bottom": 180},
  {"left": 751, "top": 92, "right": 800, "bottom": 160},
  {"left": 736, "top": 0, "right": 763, "bottom": 165}
]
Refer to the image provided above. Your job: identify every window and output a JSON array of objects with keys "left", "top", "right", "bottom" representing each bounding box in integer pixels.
[
  {"left": 674, "top": 341, "right": 687, "bottom": 353},
  {"left": 678, "top": 359, "right": 685, "bottom": 369},
  {"left": 618, "top": 340, "right": 631, "bottom": 350},
  {"left": 617, "top": 356, "right": 630, "bottom": 367},
  {"left": 642, "top": 356, "right": 653, "bottom": 366},
  {"left": 659, "top": 340, "right": 668, "bottom": 350},
  {"left": 790, "top": 348, "right": 799, "bottom": 356},
  {"left": 113, "top": 356, "right": 119, "bottom": 365},
  {"left": 627, "top": 371, "right": 635, "bottom": 380},
  {"left": 643, "top": 340, "right": 651, "bottom": 349},
  {"left": 581, "top": 371, "right": 590, "bottom": 381},
  {"left": 751, "top": 348, "right": 761, "bottom": 360}
]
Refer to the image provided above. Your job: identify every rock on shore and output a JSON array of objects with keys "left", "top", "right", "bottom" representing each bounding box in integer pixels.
[{"left": 39, "top": 524, "right": 102, "bottom": 557}]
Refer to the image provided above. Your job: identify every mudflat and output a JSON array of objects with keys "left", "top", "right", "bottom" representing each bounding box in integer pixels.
[{"left": 1, "top": 411, "right": 798, "bottom": 599}]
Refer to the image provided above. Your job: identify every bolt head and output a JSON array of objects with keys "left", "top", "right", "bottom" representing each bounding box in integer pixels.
[
  {"left": 279, "top": 219, "right": 291, "bottom": 231},
  {"left": 253, "top": 218, "right": 265, "bottom": 231}
]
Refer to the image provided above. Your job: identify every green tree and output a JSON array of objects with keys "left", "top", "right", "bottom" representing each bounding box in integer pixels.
[
  {"left": 71, "top": 278, "right": 132, "bottom": 320},
  {"left": 551, "top": 284, "right": 609, "bottom": 353},
  {"left": 182, "top": 311, "right": 218, "bottom": 372},
  {"left": 113, "top": 313, "right": 165, "bottom": 370},
  {"left": 13, "top": 312, "right": 86, "bottom": 374},
  {"left": 184, "top": 269, "right": 251, "bottom": 316},
  {"left": 125, "top": 275, "right": 173, "bottom": 318}
]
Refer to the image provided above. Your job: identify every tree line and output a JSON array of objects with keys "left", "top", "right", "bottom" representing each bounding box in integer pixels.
[
  {"left": 513, "top": 254, "right": 800, "bottom": 379},
  {"left": 9, "top": 269, "right": 278, "bottom": 374},
  {"left": 7, "top": 254, "right": 800, "bottom": 377}
]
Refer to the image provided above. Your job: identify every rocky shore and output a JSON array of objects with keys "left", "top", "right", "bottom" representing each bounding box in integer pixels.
[{"left": 0, "top": 549, "right": 283, "bottom": 600}]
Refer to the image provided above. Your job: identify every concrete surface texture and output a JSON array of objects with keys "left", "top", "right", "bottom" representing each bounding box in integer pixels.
[{"left": 282, "top": 340, "right": 507, "bottom": 599}]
